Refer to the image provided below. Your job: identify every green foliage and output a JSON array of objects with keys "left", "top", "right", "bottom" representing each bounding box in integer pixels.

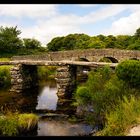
[
  {"left": 0, "top": 112, "right": 38, "bottom": 136},
  {"left": 134, "top": 27, "right": 140, "bottom": 39},
  {"left": 37, "top": 66, "right": 57, "bottom": 81},
  {"left": 46, "top": 27, "right": 140, "bottom": 51},
  {"left": 47, "top": 33, "right": 91, "bottom": 51},
  {"left": 0, "top": 26, "right": 23, "bottom": 53},
  {"left": 23, "top": 38, "right": 41, "bottom": 49},
  {"left": 18, "top": 113, "right": 38, "bottom": 130},
  {"left": 116, "top": 60, "right": 140, "bottom": 88},
  {"left": 0, "top": 112, "right": 19, "bottom": 136},
  {"left": 127, "top": 40, "right": 140, "bottom": 50},
  {"left": 75, "top": 86, "right": 91, "bottom": 105},
  {"left": 97, "top": 95, "right": 140, "bottom": 136},
  {"left": 116, "top": 35, "right": 131, "bottom": 49},
  {"left": 0, "top": 66, "right": 12, "bottom": 88}
]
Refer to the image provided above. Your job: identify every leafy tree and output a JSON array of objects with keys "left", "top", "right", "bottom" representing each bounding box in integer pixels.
[
  {"left": 87, "top": 37, "right": 105, "bottom": 49},
  {"left": 116, "top": 35, "right": 131, "bottom": 49},
  {"left": 127, "top": 40, "right": 140, "bottom": 50},
  {"left": 116, "top": 60, "right": 140, "bottom": 88},
  {"left": 0, "top": 26, "right": 23, "bottom": 52},
  {"left": 47, "top": 37, "right": 64, "bottom": 51},
  {"left": 134, "top": 27, "right": 140, "bottom": 40},
  {"left": 23, "top": 38, "right": 41, "bottom": 49},
  {"left": 104, "top": 35, "right": 118, "bottom": 48}
]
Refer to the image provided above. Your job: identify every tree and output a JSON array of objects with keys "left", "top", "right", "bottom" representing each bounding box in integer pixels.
[
  {"left": 116, "top": 60, "right": 140, "bottom": 88},
  {"left": 0, "top": 26, "right": 23, "bottom": 52},
  {"left": 104, "top": 35, "right": 117, "bottom": 48},
  {"left": 47, "top": 37, "right": 64, "bottom": 51},
  {"left": 87, "top": 36, "right": 106, "bottom": 49},
  {"left": 23, "top": 38, "right": 41, "bottom": 49},
  {"left": 127, "top": 40, "right": 140, "bottom": 50},
  {"left": 116, "top": 35, "right": 131, "bottom": 49},
  {"left": 134, "top": 27, "right": 140, "bottom": 39}
]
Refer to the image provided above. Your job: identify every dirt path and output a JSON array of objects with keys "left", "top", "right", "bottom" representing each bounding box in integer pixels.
[{"left": 127, "top": 125, "right": 140, "bottom": 136}]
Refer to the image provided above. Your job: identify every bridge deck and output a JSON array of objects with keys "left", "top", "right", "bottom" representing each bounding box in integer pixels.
[{"left": 0, "top": 60, "right": 118, "bottom": 68}]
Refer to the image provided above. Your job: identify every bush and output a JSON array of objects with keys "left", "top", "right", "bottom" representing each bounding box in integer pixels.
[
  {"left": 0, "top": 66, "right": 12, "bottom": 88},
  {"left": 0, "top": 112, "right": 38, "bottom": 136},
  {"left": 97, "top": 95, "right": 140, "bottom": 136},
  {"left": 116, "top": 60, "right": 140, "bottom": 88},
  {"left": 75, "top": 86, "right": 91, "bottom": 105}
]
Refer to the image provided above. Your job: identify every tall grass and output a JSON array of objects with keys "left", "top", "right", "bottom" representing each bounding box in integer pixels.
[
  {"left": 97, "top": 95, "right": 140, "bottom": 136},
  {"left": 0, "top": 66, "right": 12, "bottom": 88},
  {"left": 0, "top": 112, "right": 38, "bottom": 136}
]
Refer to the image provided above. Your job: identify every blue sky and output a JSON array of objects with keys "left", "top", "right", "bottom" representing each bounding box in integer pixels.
[{"left": 0, "top": 4, "right": 140, "bottom": 46}]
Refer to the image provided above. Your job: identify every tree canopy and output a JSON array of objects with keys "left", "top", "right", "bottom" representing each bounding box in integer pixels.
[{"left": 46, "top": 27, "right": 140, "bottom": 52}]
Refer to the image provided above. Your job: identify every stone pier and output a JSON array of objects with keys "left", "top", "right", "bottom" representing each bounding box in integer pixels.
[
  {"left": 10, "top": 64, "right": 38, "bottom": 93},
  {"left": 55, "top": 65, "right": 77, "bottom": 100}
]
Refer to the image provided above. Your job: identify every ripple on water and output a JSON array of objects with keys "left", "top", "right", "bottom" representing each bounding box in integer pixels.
[{"left": 37, "top": 119, "right": 93, "bottom": 136}]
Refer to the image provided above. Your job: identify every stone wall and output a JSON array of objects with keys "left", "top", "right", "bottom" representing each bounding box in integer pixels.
[
  {"left": 12, "top": 48, "right": 140, "bottom": 62},
  {"left": 55, "top": 65, "right": 77, "bottom": 104},
  {"left": 10, "top": 64, "right": 38, "bottom": 93}
]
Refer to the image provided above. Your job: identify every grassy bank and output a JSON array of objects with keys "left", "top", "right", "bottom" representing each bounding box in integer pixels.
[
  {"left": 0, "top": 112, "right": 38, "bottom": 136},
  {"left": 74, "top": 60, "right": 140, "bottom": 136},
  {"left": 95, "top": 95, "right": 140, "bottom": 136}
]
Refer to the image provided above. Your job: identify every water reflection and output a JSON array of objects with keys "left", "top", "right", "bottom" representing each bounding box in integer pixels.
[
  {"left": 36, "top": 86, "right": 58, "bottom": 110},
  {"left": 36, "top": 80, "right": 58, "bottom": 111},
  {"left": 38, "top": 119, "right": 93, "bottom": 136}
]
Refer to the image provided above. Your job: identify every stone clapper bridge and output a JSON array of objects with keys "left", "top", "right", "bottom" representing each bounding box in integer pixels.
[{"left": 0, "top": 48, "right": 140, "bottom": 104}]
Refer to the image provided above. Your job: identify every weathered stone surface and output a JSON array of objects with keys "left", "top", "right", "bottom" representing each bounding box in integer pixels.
[
  {"left": 56, "top": 65, "right": 77, "bottom": 102},
  {"left": 10, "top": 65, "right": 38, "bottom": 93},
  {"left": 11, "top": 48, "right": 140, "bottom": 62}
]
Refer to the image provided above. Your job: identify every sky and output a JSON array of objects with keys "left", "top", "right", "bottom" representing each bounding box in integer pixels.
[{"left": 0, "top": 4, "right": 140, "bottom": 46}]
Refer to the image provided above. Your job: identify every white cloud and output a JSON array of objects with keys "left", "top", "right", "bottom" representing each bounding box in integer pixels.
[
  {"left": 101, "top": 9, "right": 140, "bottom": 35},
  {"left": 78, "top": 4, "right": 97, "bottom": 7},
  {"left": 20, "top": 14, "right": 83, "bottom": 46},
  {"left": 0, "top": 4, "right": 140, "bottom": 46},
  {"left": 0, "top": 4, "right": 58, "bottom": 18},
  {"left": 81, "top": 5, "right": 129, "bottom": 24}
]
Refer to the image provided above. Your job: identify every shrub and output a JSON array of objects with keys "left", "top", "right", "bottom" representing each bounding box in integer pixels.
[
  {"left": 18, "top": 113, "right": 38, "bottom": 130},
  {"left": 97, "top": 95, "right": 140, "bottom": 136},
  {"left": 75, "top": 86, "right": 91, "bottom": 105},
  {"left": 0, "top": 66, "right": 12, "bottom": 88},
  {"left": 116, "top": 60, "right": 140, "bottom": 88},
  {"left": 0, "top": 112, "right": 38, "bottom": 136}
]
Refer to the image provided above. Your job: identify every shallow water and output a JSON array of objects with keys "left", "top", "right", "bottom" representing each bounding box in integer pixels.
[
  {"left": 38, "top": 119, "right": 93, "bottom": 136},
  {"left": 36, "top": 81, "right": 58, "bottom": 111},
  {"left": 0, "top": 79, "right": 94, "bottom": 136}
]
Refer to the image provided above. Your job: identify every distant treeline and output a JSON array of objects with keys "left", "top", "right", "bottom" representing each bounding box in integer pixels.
[
  {"left": 47, "top": 28, "right": 140, "bottom": 51},
  {"left": 0, "top": 26, "right": 140, "bottom": 57}
]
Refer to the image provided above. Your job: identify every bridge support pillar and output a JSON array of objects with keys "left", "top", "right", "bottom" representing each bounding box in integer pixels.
[
  {"left": 10, "top": 64, "right": 38, "bottom": 93},
  {"left": 56, "top": 65, "right": 77, "bottom": 101}
]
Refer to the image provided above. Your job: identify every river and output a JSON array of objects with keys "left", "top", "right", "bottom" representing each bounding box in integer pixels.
[{"left": 0, "top": 79, "right": 94, "bottom": 136}]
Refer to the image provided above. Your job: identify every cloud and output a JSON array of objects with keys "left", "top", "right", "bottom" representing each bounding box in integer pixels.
[
  {"left": 0, "top": 4, "right": 58, "bottom": 18},
  {"left": 78, "top": 4, "right": 97, "bottom": 7},
  {"left": 101, "top": 8, "right": 140, "bottom": 35},
  {"left": 20, "top": 14, "right": 83, "bottom": 46},
  {"left": 0, "top": 4, "right": 139, "bottom": 46}
]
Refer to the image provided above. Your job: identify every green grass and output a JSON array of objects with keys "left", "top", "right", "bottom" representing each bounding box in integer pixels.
[
  {"left": 96, "top": 95, "right": 140, "bottom": 136},
  {"left": 0, "top": 112, "right": 38, "bottom": 136},
  {"left": 37, "top": 66, "right": 57, "bottom": 81},
  {"left": 0, "top": 58, "right": 11, "bottom": 62},
  {"left": 0, "top": 65, "right": 13, "bottom": 88}
]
